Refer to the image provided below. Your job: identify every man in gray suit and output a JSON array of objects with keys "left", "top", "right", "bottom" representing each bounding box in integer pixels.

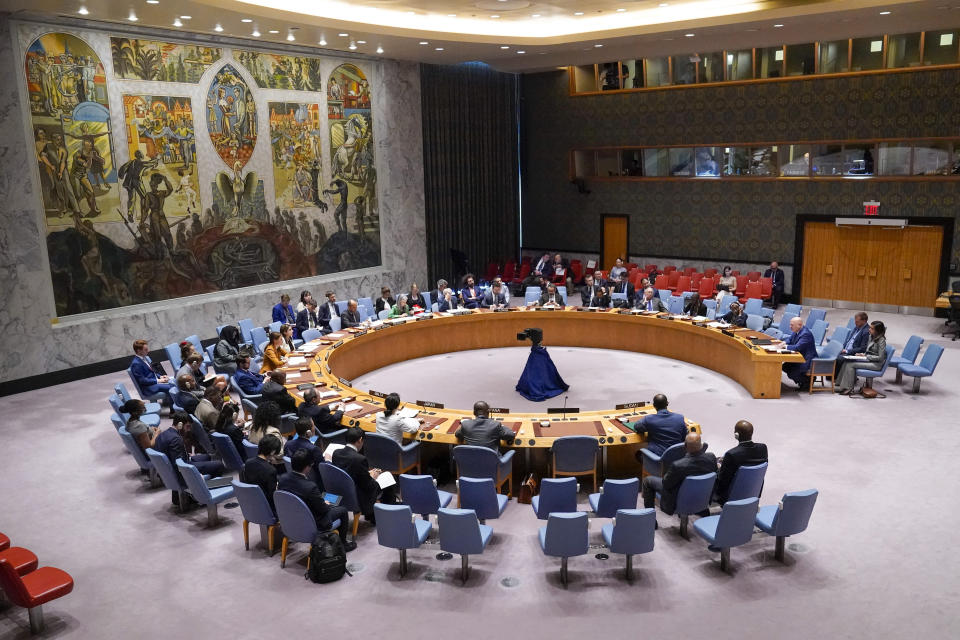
[
  {"left": 455, "top": 401, "right": 516, "bottom": 451},
  {"left": 635, "top": 287, "right": 668, "bottom": 312},
  {"left": 480, "top": 282, "right": 508, "bottom": 309}
]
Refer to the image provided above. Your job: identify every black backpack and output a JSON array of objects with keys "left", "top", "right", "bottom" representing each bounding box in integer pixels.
[{"left": 306, "top": 530, "right": 349, "bottom": 583}]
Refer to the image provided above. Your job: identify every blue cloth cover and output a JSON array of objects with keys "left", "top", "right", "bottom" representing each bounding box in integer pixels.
[{"left": 516, "top": 345, "right": 569, "bottom": 402}]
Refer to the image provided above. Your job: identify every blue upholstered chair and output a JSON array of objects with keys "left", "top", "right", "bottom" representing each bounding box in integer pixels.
[
  {"left": 783, "top": 303, "right": 802, "bottom": 319},
  {"left": 230, "top": 375, "right": 262, "bottom": 405},
  {"left": 318, "top": 463, "right": 363, "bottom": 538},
  {"left": 110, "top": 413, "right": 125, "bottom": 431},
  {"left": 250, "top": 327, "right": 268, "bottom": 355},
  {"left": 328, "top": 317, "right": 342, "bottom": 332},
  {"left": 531, "top": 477, "right": 577, "bottom": 520},
  {"left": 301, "top": 328, "right": 322, "bottom": 342},
  {"left": 189, "top": 415, "right": 215, "bottom": 455},
  {"left": 211, "top": 432, "right": 245, "bottom": 471},
  {"left": 164, "top": 343, "right": 182, "bottom": 371},
  {"left": 110, "top": 395, "right": 160, "bottom": 427},
  {"left": 232, "top": 480, "right": 279, "bottom": 555},
  {"left": 588, "top": 478, "right": 639, "bottom": 518},
  {"left": 810, "top": 318, "right": 829, "bottom": 346},
  {"left": 399, "top": 474, "right": 453, "bottom": 524},
  {"left": 897, "top": 344, "right": 944, "bottom": 393},
  {"left": 524, "top": 287, "right": 541, "bottom": 305},
  {"left": 268, "top": 321, "right": 281, "bottom": 333},
  {"left": 746, "top": 314, "right": 765, "bottom": 331},
  {"left": 420, "top": 291, "right": 432, "bottom": 311},
  {"left": 274, "top": 490, "right": 340, "bottom": 569},
  {"left": 438, "top": 508, "right": 493, "bottom": 583},
  {"left": 241, "top": 439, "right": 259, "bottom": 461},
  {"left": 716, "top": 294, "right": 735, "bottom": 316},
  {"left": 184, "top": 335, "right": 209, "bottom": 364},
  {"left": 551, "top": 435, "right": 599, "bottom": 493},
  {"left": 205, "top": 344, "right": 218, "bottom": 371},
  {"left": 377, "top": 309, "right": 391, "bottom": 321},
  {"left": 820, "top": 326, "right": 851, "bottom": 355},
  {"left": 176, "top": 459, "right": 235, "bottom": 527},
  {"left": 126, "top": 367, "right": 168, "bottom": 406},
  {"left": 453, "top": 445, "right": 515, "bottom": 496},
  {"left": 805, "top": 308, "right": 826, "bottom": 328},
  {"left": 237, "top": 318, "right": 256, "bottom": 345},
  {"left": 755, "top": 489, "right": 819, "bottom": 562},
  {"left": 889, "top": 335, "right": 924, "bottom": 383},
  {"left": 458, "top": 477, "right": 508, "bottom": 523},
  {"left": 667, "top": 472, "right": 717, "bottom": 539},
  {"left": 117, "top": 426, "right": 157, "bottom": 485},
  {"left": 364, "top": 432, "right": 420, "bottom": 475},
  {"left": 358, "top": 297, "right": 374, "bottom": 312},
  {"left": 145, "top": 448, "right": 189, "bottom": 512},
  {"left": 856, "top": 345, "right": 895, "bottom": 395},
  {"left": 601, "top": 508, "right": 656, "bottom": 581},
  {"left": 743, "top": 297, "right": 764, "bottom": 318},
  {"left": 668, "top": 296, "right": 684, "bottom": 315},
  {"left": 808, "top": 339, "right": 843, "bottom": 393},
  {"left": 114, "top": 383, "right": 161, "bottom": 414},
  {"left": 640, "top": 441, "right": 685, "bottom": 478},
  {"left": 539, "top": 512, "right": 589, "bottom": 586},
  {"left": 334, "top": 301, "right": 348, "bottom": 314},
  {"left": 725, "top": 462, "right": 767, "bottom": 503},
  {"left": 374, "top": 504, "right": 432, "bottom": 577},
  {"left": 692, "top": 497, "right": 759, "bottom": 572}
]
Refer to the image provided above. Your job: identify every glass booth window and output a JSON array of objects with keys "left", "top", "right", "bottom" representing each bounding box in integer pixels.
[
  {"left": 912, "top": 141, "right": 953, "bottom": 175},
  {"left": 621, "top": 150, "right": 643, "bottom": 176},
  {"left": 842, "top": 144, "right": 876, "bottom": 176},
  {"left": 695, "top": 147, "right": 720, "bottom": 176},
  {"left": 573, "top": 65, "right": 598, "bottom": 92},
  {"left": 621, "top": 60, "right": 644, "bottom": 89},
  {"left": 697, "top": 52, "right": 725, "bottom": 83},
  {"left": 811, "top": 144, "right": 844, "bottom": 176},
  {"left": 599, "top": 62, "right": 623, "bottom": 91},
  {"left": 722, "top": 147, "right": 751, "bottom": 176},
  {"left": 924, "top": 30, "right": 960, "bottom": 65},
  {"left": 785, "top": 43, "right": 816, "bottom": 76},
  {"left": 819, "top": 40, "right": 849, "bottom": 73},
  {"left": 757, "top": 47, "right": 784, "bottom": 78},
  {"left": 643, "top": 148, "right": 670, "bottom": 177},
  {"left": 669, "top": 148, "right": 694, "bottom": 176},
  {"left": 645, "top": 57, "right": 671, "bottom": 87},
  {"left": 673, "top": 57, "right": 697, "bottom": 85},
  {"left": 726, "top": 49, "right": 753, "bottom": 80},
  {"left": 877, "top": 142, "right": 912, "bottom": 175},
  {"left": 751, "top": 146, "right": 778, "bottom": 176},
  {"left": 851, "top": 36, "right": 885, "bottom": 71},
  {"left": 573, "top": 150, "right": 597, "bottom": 177},
  {"left": 886, "top": 33, "right": 921, "bottom": 68},
  {"left": 597, "top": 150, "right": 621, "bottom": 176},
  {"left": 779, "top": 145, "right": 812, "bottom": 176}
]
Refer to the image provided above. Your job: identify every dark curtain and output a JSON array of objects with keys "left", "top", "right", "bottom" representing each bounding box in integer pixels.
[{"left": 420, "top": 62, "right": 520, "bottom": 288}]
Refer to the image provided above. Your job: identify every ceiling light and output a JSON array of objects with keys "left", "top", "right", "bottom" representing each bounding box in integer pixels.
[
  {"left": 448, "top": 14, "right": 456, "bottom": 17},
  {"left": 376, "top": 45, "right": 384, "bottom": 54},
  {"left": 339, "top": 33, "right": 348, "bottom": 36},
  {"left": 318, "top": 38, "right": 327, "bottom": 45},
  {"left": 517, "top": 50, "right": 526, "bottom": 54},
  {"left": 77, "top": 6, "right": 89, "bottom": 14},
  {"left": 127, "top": 10, "right": 138, "bottom": 22},
  {"left": 287, "top": 33, "right": 295, "bottom": 41},
  {"left": 348, "top": 41, "right": 357, "bottom": 50},
  {"left": 357, "top": 40, "right": 366, "bottom": 44},
  {"left": 268, "top": 29, "right": 279, "bottom": 34},
  {"left": 491, "top": 15, "right": 500, "bottom": 19},
  {"left": 574, "top": 12, "right": 584, "bottom": 16},
  {"left": 241, "top": 18, "right": 252, "bottom": 23},
  {"left": 173, "top": 18, "right": 182, "bottom": 27},
  {"left": 252, "top": 28, "right": 261, "bottom": 37},
  {"left": 659, "top": 2, "right": 669, "bottom": 6},
  {"left": 531, "top": 14, "right": 540, "bottom": 17},
  {"left": 419, "top": 41, "right": 429, "bottom": 45},
  {"left": 594, "top": 44, "right": 603, "bottom": 47},
  {"left": 685, "top": 33, "right": 695, "bottom": 37},
  {"left": 146, "top": 0, "right": 159, "bottom": 4},
  {"left": 879, "top": 10, "right": 891, "bottom": 15},
  {"left": 214, "top": 24, "right": 224, "bottom": 32},
  {"left": 435, "top": 47, "right": 444, "bottom": 51},
  {"left": 773, "top": 23, "right": 784, "bottom": 27},
  {"left": 179, "top": 15, "right": 191, "bottom": 20},
  {"left": 616, "top": 8, "right": 626, "bottom": 12},
  {"left": 500, "top": 45, "right": 510, "bottom": 49}
]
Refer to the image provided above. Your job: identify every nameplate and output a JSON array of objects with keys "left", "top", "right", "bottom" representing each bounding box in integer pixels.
[
  {"left": 721, "top": 329, "right": 736, "bottom": 337},
  {"left": 417, "top": 399, "right": 444, "bottom": 409},
  {"left": 535, "top": 307, "right": 559, "bottom": 311},
  {"left": 547, "top": 407, "right": 580, "bottom": 414},
  {"left": 488, "top": 407, "right": 510, "bottom": 414},
  {"left": 615, "top": 401, "right": 647, "bottom": 410},
  {"left": 369, "top": 390, "right": 387, "bottom": 399},
  {"left": 338, "top": 376, "right": 351, "bottom": 387},
  {"left": 493, "top": 308, "right": 512, "bottom": 312},
  {"left": 352, "top": 330, "right": 367, "bottom": 336}
]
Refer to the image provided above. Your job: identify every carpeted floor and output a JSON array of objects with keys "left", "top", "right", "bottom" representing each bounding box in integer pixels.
[{"left": 1, "top": 304, "right": 957, "bottom": 639}]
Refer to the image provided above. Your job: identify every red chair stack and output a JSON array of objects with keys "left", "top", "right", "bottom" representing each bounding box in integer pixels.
[
  {"left": 740, "top": 280, "right": 763, "bottom": 302},
  {"left": 747, "top": 270, "right": 762, "bottom": 281},
  {"left": 0, "top": 531, "right": 74, "bottom": 635}
]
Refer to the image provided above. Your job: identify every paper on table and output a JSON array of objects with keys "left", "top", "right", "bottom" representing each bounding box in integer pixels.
[
  {"left": 376, "top": 471, "right": 397, "bottom": 490},
  {"left": 692, "top": 315, "right": 708, "bottom": 322},
  {"left": 323, "top": 443, "right": 345, "bottom": 459},
  {"left": 844, "top": 355, "right": 869, "bottom": 361},
  {"left": 341, "top": 403, "right": 364, "bottom": 413},
  {"left": 317, "top": 390, "right": 339, "bottom": 399},
  {"left": 398, "top": 407, "right": 419, "bottom": 418},
  {"left": 300, "top": 343, "right": 319, "bottom": 353},
  {"left": 326, "top": 333, "right": 346, "bottom": 339},
  {"left": 707, "top": 321, "right": 728, "bottom": 328},
  {"left": 287, "top": 356, "right": 307, "bottom": 366}
]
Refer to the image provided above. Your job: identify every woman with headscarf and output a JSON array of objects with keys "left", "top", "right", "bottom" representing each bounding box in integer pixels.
[{"left": 214, "top": 325, "right": 242, "bottom": 375}]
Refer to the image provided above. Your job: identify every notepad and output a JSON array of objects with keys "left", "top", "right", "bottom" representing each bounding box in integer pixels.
[
  {"left": 317, "top": 390, "right": 339, "bottom": 399},
  {"left": 341, "top": 403, "right": 364, "bottom": 413},
  {"left": 326, "top": 333, "right": 346, "bottom": 339},
  {"left": 287, "top": 356, "right": 307, "bottom": 366},
  {"left": 844, "top": 355, "right": 869, "bottom": 361},
  {"left": 300, "top": 344, "right": 320, "bottom": 353},
  {"left": 323, "top": 443, "right": 345, "bottom": 459},
  {"left": 707, "top": 321, "right": 728, "bottom": 328},
  {"left": 398, "top": 407, "right": 419, "bottom": 419},
  {"left": 376, "top": 471, "right": 397, "bottom": 490}
]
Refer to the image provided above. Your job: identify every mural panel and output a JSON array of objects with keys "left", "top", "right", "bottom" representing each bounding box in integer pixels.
[
  {"left": 206, "top": 64, "right": 257, "bottom": 169},
  {"left": 236, "top": 49, "right": 323, "bottom": 91},
  {"left": 269, "top": 101, "right": 322, "bottom": 209},
  {"left": 110, "top": 38, "right": 221, "bottom": 83}
]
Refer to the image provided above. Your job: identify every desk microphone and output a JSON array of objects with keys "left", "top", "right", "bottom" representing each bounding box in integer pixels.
[{"left": 562, "top": 395, "right": 568, "bottom": 421}]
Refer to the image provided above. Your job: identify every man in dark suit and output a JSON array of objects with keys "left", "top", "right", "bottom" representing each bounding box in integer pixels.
[
  {"left": 240, "top": 434, "right": 283, "bottom": 513},
  {"left": 763, "top": 261, "right": 786, "bottom": 307},
  {"left": 155, "top": 412, "right": 225, "bottom": 478},
  {"left": 130, "top": 339, "right": 172, "bottom": 396},
  {"left": 318, "top": 291, "right": 340, "bottom": 332},
  {"left": 537, "top": 283, "right": 563, "bottom": 307},
  {"left": 234, "top": 355, "right": 265, "bottom": 395},
  {"left": 642, "top": 433, "right": 717, "bottom": 514},
  {"left": 714, "top": 420, "right": 768, "bottom": 504},
  {"left": 429, "top": 279, "right": 448, "bottom": 309},
  {"left": 611, "top": 272, "right": 635, "bottom": 307},
  {"left": 175, "top": 374, "right": 203, "bottom": 414},
  {"left": 455, "top": 401, "right": 516, "bottom": 451},
  {"left": 279, "top": 449, "right": 355, "bottom": 551},
  {"left": 262, "top": 370, "right": 297, "bottom": 413},
  {"left": 296, "top": 299, "right": 321, "bottom": 336},
  {"left": 341, "top": 299, "right": 364, "bottom": 328},
  {"left": 460, "top": 274, "right": 483, "bottom": 309},
  {"left": 332, "top": 427, "right": 396, "bottom": 524},
  {"left": 632, "top": 394, "right": 687, "bottom": 456},
  {"left": 284, "top": 418, "right": 325, "bottom": 481},
  {"left": 580, "top": 273, "right": 600, "bottom": 307},
  {"left": 840, "top": 312, "right": 870, "bottom": 357},
  {"left": 299, "top": 388, "right": 344, "bottom": 435},
  {"left": 523, "top": 253, "right": 554, "bottom": 288},
  {"left": 480, "top": 282, "right": 508, "bottom": 309},
  {"left": 635, "top": 287, "right": 668, "bottom": 312},
  {"left": 272, "top": 293, "right": 296, "bottom": 325},
  {"left": 778, "top": 316, "right": 818, "bottom": 390}
]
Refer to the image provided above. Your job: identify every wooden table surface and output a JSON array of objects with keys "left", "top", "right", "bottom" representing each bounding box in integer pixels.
[{"left": 935, "top": 292, "right": 954, "bottom": 309}]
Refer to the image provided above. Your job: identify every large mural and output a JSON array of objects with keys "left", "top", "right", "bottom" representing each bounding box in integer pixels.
[
  {"left": 111, "top": 38, "right": 221, "bottom": 83},
  {"left": 23, "top": 31, "right": 382, "bottom": 317},
  {"left": 235, "top": 49, "right": 323, "bottom": 91}
]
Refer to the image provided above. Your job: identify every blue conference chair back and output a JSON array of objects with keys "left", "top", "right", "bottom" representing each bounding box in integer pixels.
[
  {"left": 857, "top": 345, "right": 895, "bottom": 378},
  {"left": 829, "top": 326, "right": 851, "bottom": 347},
  {"left": 893, "top": 335, "right": 924, "bottom": 366},
  {"left": 118, "top": 426, "right": 153, "bottom": 471},
  {"left": 524, "top": 288, "right": 541, "bottom": 305},
  {"left": 717, "top": 294, "right": 735, "bottom": 316},
  {"left": 318, "top": 463, "right": 361, "bottom": 513},
  {"left": 556, "top": 287, "right": 568, "bottom": 305},
  {"left": 115, "top": 383, "right": 132, "bottom": 402},
  {"left": 815, "top": 339, "right": 843, "bottom": 362},
  {"left": 110, "top": 412, "right": 125, "bottom": 431},
  {"left": 540, "top": 512, "right": 589, "bottom": 558},
  {"left": 230, "top": 376, "right": 261, "bottom": 403},
  {"left": 438, "top": 508, "right": 491, "bottom": 556},
  {"left": 658, "top": 442, "right": 687, "bottom": 476},
  {"left": 274, "top": 490, "right": 319, "bottom": 543},
  {"left": 458, "top": 477, "right": 508, "bottom": 520},
  {"left": 363, "top": 432, "right": 402, "bottom": 470},
  {"left": 377, "top": 309, "right": 391, "bottom": 321},
  {"left": 242, "top": 439, "right": 259, "bottom": 460},
  {"left": 329, "top": 317, "right": 342, "bottom": 332},
  {"left": 184, "top": 334, "right": 204, "bottom": 357},
  {"left": 164, "top": 343, "right": 182, "bottom": 370},
  {"left": 145, "top": 448, "right": 185, "bottom": 490},
  {"left": 552, "top": 436, "right": 599, "bottom": 473},
  {"left": 205, "top": 344, "right": 217, "bottom": 367},
  {"left": 268, "top": 321, "right": 281, "bottom": 333},
  {"left": 250, "top": 327, "right": 268, "bottom": 352},
  {"left": 421, "top": 291, "right": 432, "bottom": 310},
  {"left": 453, "top": 445, "right": 502, "bottom": 481},
  {"left": 168, "top": 387, "right": 185, "bottom": 413},
  {"left": 846, "top": 316, "right": 856, "bottom": 329},
  {"left": 606, "top": 508, "right": 656, "bottom": 555},
  {"left": 591, "top": 478, "right": 639, "bottom": 518},
  {"left": 712, "top": 497, "right": 760, "bottom": 548},
  {"left": 805, "top": 308, "right": 826, "bottom": 327},
  {"left": 375, "top": 504, "right": 430, "bottom": 549},
  {"left": 727, "top": 462, "right": 768, "bottom": 502},
  {"left": 784, "top": 303, "right": 802, "bottom": 319},
  {"left": 675, "top": 473, "right": 717, "bottom": 516},
  {"left": 359, "top": 302, "right": 375, "bottom": 320},
  {"left": 917, "top": 343, "right": 945, "bottom": 373},
  {"left": 358, "top": 297, "right": 374, "bottom": 311},
  {"left": 704, "top": 298, "right": 717, "bottom": 311},
  {"left": 763, "top": 489, "right": 818, "bottom": 537},
  {"left": 745, "top": 314, "right": 765, "bottom": 331},
  {"left": 301, "top": 328, "right": 322, "bottom": 342},
  {"left": 399, "top": 474, "right": 451, "bottom": 518},
  {"left": 335, "top": 300, "right": 348, "bottom": 314},
  {"left": 211, "top": 432, "right": 245, "bottom": 471},
  {"left": 810, "top": 319, "right": 828, "bottom": 345},
  {"left": 777, "top": 314, "right": 793, "bottom": 336},
  {"left": 231, "top": 480, "right": 277, "bottom": 526},
  {"left": 533, "top": 477, "right": 578, "bottom": 519},
  {"left": 668, "top": 296, "right": 684, "bottom": 315},
  {"left": 189, "top": 415, "right": 215, "bottom": 455},
  {"left": 743, "top": 298, "right": 763, "bottom": 317},
  {"left": 175, "top": 459, "right": 214, "bottom": 503},
  {"left": 237, "top": 319, "right": 256, "bottom": 345},
  {"left": 241, "top": 398, "right": 259, "bottom": 418}
]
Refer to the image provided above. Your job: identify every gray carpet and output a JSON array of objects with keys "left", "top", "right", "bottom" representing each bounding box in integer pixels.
[{"left": 1, "top": 305, "right": 957, "bottom": 639}]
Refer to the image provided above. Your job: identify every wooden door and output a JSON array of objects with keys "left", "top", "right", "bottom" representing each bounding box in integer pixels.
[
  {"left": 601, "top": 215, "right": 628, "bottom": 270},
  {"left": 898, "top": 225, "right": 943, "bottom": 308},
  {"left": 864, "top": 226, "right": 903, "bottom": 306},
  {"left": 833, "top": 225, "right": 872, "bottom": 304},
  {"left": 801, "top": 222, "right": 837, "bottom": 300}
]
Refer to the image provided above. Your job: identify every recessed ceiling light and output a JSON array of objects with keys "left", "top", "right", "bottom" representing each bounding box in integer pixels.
[
  {"left": 406, "top": 11, "right": 415, "bottom": 14},
  {"left": 500, "top": 45, "right": 510, "bottom": 49},
  {"left": 319, "top": 37, "right": 327, "bottom": 45},
  {"left": 252, "top": 28, "right": 261, "bottom": 37},
  {"left": 172, "top": 18, "right": 182, "bottom": 27},
  {"left": 574, "top": 11, "right": 584, "bottom": 16},
  {"left": 348, "top": 41, "right": 357, "bottom": 50},
  {"left": 517, "top": 50, "right": 526, "bottom": 54},
  {"left": 287, "top": 33, "right": 295, "bottom": 41},
  {"left": 241, "top": 18, "right": 252, "bottom": 23},
  {"left": 214, "top": 24, "right": 224, "bottom": 32},
  {"left": 339, "top": 33, "right": 348, "bottom": 36},
  {"left": 77, "top": 6, "right": 89, "bottom": 14},
  {"left": 419, "top": 41, "right": 429, "bottom": 45},
  {"left": 127, "top": 11, "right": 138, "bottom": 22},
  {"left": 448, "top": 14, "right": 456, "bottom": 17},
  {"left": 659, "top": 2, "right": 669, "bottom": 6},
  {"left": 685, "top": 33, "right": 695, "bottom": 37},
  {"left": 435, "top": 47, "right": 444, "bottom": 51},
  {"left": 879, "top": 10, "right": 891, "bottom": 15},
  {"left": 531, "top": 14, "right": 540, "bottom": 17},
  {"left": 774, "top": 23, "right": 784, "bottom": 27},
  {"left": 595, "top": 44, "right": 603, "bottom": 47},
  {"left": 145, "top": 0, "right": 158, "bottom": 4},
  {"left": 357, "top": 40, "right": 366, "bottom": 44},
  {"left": 376, "top": 45, "right": 384, "bottom": 54},
  {"left": 616, "top": 8, "right": 626, "bottom": 12},
  {"left": 491, "top": 15, "right": 500, "bottom": 19},
  {"left": 179, "top": 15, "right": 191, "bottom": 20},
  {"left": 268, "top": 29, "right": 279, "bottom": 34}
]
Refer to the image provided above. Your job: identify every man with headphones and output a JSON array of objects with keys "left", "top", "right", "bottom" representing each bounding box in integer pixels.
[{"left": 714, "top": 420, "right": 768, "bottom": 504}]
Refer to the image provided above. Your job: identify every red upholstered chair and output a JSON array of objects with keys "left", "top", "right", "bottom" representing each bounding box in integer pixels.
[
  {"left": 511, "top": 263, "right": 530, "bottom": 289},
  {"left": 698, "top": 277, "right": 715, "bottom": 298},
  {"left": 674, "top": 275, "right": 692, "bottom": 293},
  {"left": 654, "top": 274, "right": 669, "bottom": 290},
  {"left": 0, "top": 531, "right": 9, "bottom": 552},
  {"left": 625, "top": 262, "right": 638, "bottom": 271},
  {"left": 734, "top": 275, "right": 749, "bottom": 297},
  {"left": 683, "top": 267, "right": 697, "bottom": 276},
  {"left": 690, "top": 273, "right": 703, "bottom": 288},
  {"left": 731, "top": 270, "right": 741, "bottom": 276},
  {"left": 667, "top": 271, "right": 681, "bottom": 289},
  {"left": 0, "top": 547, "right": 39, "bottom": 576},
  {"left": 0, "top": 556, "right": 74, "bottom": 635},
  {"left": 484, "top": 262, "right": 499, "bottom": 283},
  {"left": 521, "top": 255, "right": 532, "bottom": 265},
  {"left": 703, "top": 268, "right": 718, "bottom": 278},
  {"left": 760, "top": 277, "right": 773, "bottom": 300},
  {"left": 570, "top": 260, "right": 584, "bottom": 285},
  {"left": 663, "top": 265, "right": 677, "bottom": 274},
  {"left": 502, "top": 260, "right": 516, "bottom": 283},
  {"left": 747, "top": 271, "right": 762, "bottom": 281},
  {"left": 644, "top": 264, "right": 657, "bottom": 273},
  {"left": 740, "top": 281, "right": 762, "bottom": 302}
]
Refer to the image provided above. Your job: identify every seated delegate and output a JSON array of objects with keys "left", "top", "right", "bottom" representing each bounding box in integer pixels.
[
  {"left": 341, "top": 299, "right": 363, "bottom": 328},
  {"left": 241, "top": 434, "right": 283, "bottom": 513},
  {"left": 635, "top": 287, "right": 667, "bottom": 312},
  {"left": 332, "top": 427, "right": 398, "bottom": 525},
  {"left": 631, "top": 393, "right": 687, "bottom": 456},
  {"left": 261, "top": 370, "right": 297, "bottom": 413},
  {"left": 408, "top": 283, "right": 427, "bottom": 310},
  {"left": 279, "top": 450, "right": 355, "bottom": 551},
  {"left": 776, "top": 317, "right": 817, "bottom": 391},
  {"left": 375, "top": 286, "right": 395, "bottom": 315},
  {"left": 130, "top": 339, "right": 172, "bottom": 396},
  {"left": 259, "top": 331, "right": 288, "bottom": 373},
  {"left": 247, "top": 401, "right": 285, "bottom": 445},
  {"left": 460, "top": 274, "right": 482, "bottom": 309},
  {"left": 642, "top": 433, "right": 716, "bottom": 514},
  {"left": 375, "top": 392, "right": 422, "bottom": 444},
  {"left": 214, "top": 326, "right": 243, "bottom": 375},
  {"left": 389, "top": 294, "right": 415, "bottom": 318},
  {"left": 296, "top": 300, "right": 321, "bottom": 337},
  {"left": 480, "top": 282, "right": 508, "bottom": 309},
  {"left": 272, "top": 293, "right": 297, "bottom": 326},
  {"left": 455, "top": 401, "right": 516, "bottom": 451},
  {"left": 438, "top": 287, "right": 460, "bottom": 312},
  {"left": 537, "top": 283, "right": 563, "bottom": 307},
  {"left": 714, "top": 420, "right": 768, "bottom": 504},
  {"left": 299, "top": 388, "right": 344, "bottom": 434},
  {"left": 834, "top": 320, "right": 887, "bottom": 395},
  {"left": 319, "top": 291, "right": 340, "bottom": 333},
  {"left": 234, "top": 354, "right": 265, "bottom": 395}
]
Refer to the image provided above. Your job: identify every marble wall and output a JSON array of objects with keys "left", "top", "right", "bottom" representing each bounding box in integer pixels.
[{"left": 0, "top": 16, "right": 426, "bottom": 383}]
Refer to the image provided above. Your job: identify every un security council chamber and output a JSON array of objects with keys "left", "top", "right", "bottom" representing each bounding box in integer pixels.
[{"left": 0, "top": 0, "right": 957, "bottom": 637}]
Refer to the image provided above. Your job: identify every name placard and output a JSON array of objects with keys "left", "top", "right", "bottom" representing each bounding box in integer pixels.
[
  {"left": 547, "top": 407, "right": 580, "bottom": 414},
  {"left": 488, "top": 407, "right": 510, "bottom": 414},
  {"left": 369, "top": 390, "right": 387, "bottom": 399},
  {"left": 324, "top": 364, "right": 331, "bottom": 373},
  {"left": 417, "top": 399, "right": 444, "bottom": 409},
  {"left": 615, "top": 401, "right": 647, "bottom": 410},
  {"left": 338, "top": 376, "right": 351, "bottom": 386},
  {"left": 333, "top": 340, "right": 344, "bottom": 348}
]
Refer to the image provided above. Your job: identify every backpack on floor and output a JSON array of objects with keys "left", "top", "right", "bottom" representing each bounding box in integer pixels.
[{"left": 305, "top": 530, "right": 348, "bottom": 583}]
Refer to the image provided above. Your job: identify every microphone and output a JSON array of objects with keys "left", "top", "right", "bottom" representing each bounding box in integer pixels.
[{"left": 562, "top": 395, "right": 568, "bottom": 420}]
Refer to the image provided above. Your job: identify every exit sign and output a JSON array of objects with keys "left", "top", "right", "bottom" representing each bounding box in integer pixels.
[{"left": 863, "top": 201, "right": 880, "bottom": 216}]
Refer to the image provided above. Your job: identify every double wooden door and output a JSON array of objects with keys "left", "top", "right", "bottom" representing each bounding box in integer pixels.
[{"left": 801, "top": 222, "right": 942, "bottom": 309}]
